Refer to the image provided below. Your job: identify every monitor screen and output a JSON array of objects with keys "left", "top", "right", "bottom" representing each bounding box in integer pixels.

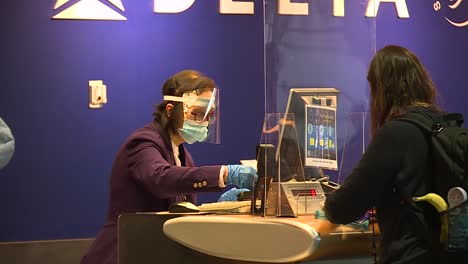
[
  {"left": 278, "top": 88, "right": 339, "bottom": 178},
  {"left": 305, "top": 104, "right": 338, "bottom": 169}
]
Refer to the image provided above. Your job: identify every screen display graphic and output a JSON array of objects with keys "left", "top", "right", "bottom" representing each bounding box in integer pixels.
[{"left": 305, "top": 105, "right": 338, "bottom": 170}]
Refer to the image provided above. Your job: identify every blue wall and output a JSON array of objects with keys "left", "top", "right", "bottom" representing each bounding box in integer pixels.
[
  {"left": 263, "top": 0, "right": 467, "bottom": 182},
  {"left": 375, "top": 0, "right": 468, "bottom": 115},
  {"left": 0, "top": 1, "right": 264, "bottom": 241},
  {"left": 1, "top": 0, "right": 466, "bottom": 242}
]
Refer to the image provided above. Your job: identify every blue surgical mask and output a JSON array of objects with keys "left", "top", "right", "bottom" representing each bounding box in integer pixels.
[{"left": 178, "top": 120, "right": 208, "bottom": 144}]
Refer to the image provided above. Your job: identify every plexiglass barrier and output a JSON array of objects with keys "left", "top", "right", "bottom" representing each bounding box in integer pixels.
[
  {"left": 253, "top": 112, "right": 332, "bottom": 217},
  {"left": 338, "top": 112, "right": 371, "bottom": 184},
  {"left": 252, "top": 110, "right": 370, "bottom": 217},
  {"left": 263, "top": 0, "right": 377, "bottom": 184}
]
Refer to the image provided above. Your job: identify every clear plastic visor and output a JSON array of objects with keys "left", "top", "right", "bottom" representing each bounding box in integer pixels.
[{"left": 164, "top": 88, "right": 220, "bottom": 144}]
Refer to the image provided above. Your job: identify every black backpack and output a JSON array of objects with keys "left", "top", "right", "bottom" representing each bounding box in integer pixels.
[
  {"left": 399, "top": 110, "right": 468, "bottom": 256},
  {"left": 399, "top": 111, "right": 468, "bottom": 200}
]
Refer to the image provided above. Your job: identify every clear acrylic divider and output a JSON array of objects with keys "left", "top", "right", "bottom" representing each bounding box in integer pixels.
[
  {"left": 337, "top": 112, "right": 371, "bottom": 184},
  {"left": 253, "top": 113, "right": 328, "bottom": 217}
]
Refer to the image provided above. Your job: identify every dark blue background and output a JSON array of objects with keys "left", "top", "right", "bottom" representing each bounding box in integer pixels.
[
  {"left": 0, "top": 0, "right": 466, "bottom": 242},
  {"left": 0, "top": 0, "right": 264, "bottom": 241}
]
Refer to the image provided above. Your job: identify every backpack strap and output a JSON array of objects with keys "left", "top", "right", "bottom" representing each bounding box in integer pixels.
[
  {"left": 397, "top": 112, "right": 433, "bottom": 132},
  {"left": 397, "top": 112, "right": 437, "bottom": 189},
  {"left": 396, "top": 111, "right": 443, "bottom": 252},
  {"left": 398, "top": 111, "right": 464, "bottom": 134},
  {"left": 466, "top": 146, "right": 468, "bottom": 183}
]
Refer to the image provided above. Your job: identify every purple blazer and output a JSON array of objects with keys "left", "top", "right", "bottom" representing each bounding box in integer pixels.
[{"left": 81, "top": 122, "right": 223, "bottom": 264}]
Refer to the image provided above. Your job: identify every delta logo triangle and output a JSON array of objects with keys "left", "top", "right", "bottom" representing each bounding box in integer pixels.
[{"left": 52, "top": 0, "right": 126, "bottom": 21}]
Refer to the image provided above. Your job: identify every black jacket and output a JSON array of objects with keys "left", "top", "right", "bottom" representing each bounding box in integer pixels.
[{"left": 324, "top": 106, "right": 440, "bottom": 264}]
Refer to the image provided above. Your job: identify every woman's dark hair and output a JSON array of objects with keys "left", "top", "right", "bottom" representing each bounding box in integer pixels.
[
  {"left": 367, "top": 45, "right": 438, "bottom": 137},
  {"left": 153, "top": 70, "right": 215, "bottom": 134}
]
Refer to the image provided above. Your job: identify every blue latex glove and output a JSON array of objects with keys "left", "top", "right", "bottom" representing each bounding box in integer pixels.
[
  {"left": 226, "top": 165, "right": 258, "bottom": 189},
  {"left": 0, "top": 117, "right": 15, "bottom": 170},
  {"left": 218, "top": 187, "right": 251, "bottom": 202}
]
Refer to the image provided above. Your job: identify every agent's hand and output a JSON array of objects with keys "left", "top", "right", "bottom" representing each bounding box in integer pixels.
[
  {"left": 226, "top": 165, "right": 258, "bottom": 189},
  {"left": 218, "top": 187, "right": 250, "bottom": 202}
]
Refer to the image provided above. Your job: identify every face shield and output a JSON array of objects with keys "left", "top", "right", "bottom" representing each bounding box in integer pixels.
[{"left": 164, "top": 88, "right": 220, "bottom": 144}]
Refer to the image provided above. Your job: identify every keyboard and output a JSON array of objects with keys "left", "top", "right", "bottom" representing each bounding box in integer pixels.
[{"left": 198, "top": 200, "right": 252, "bottom": 213}]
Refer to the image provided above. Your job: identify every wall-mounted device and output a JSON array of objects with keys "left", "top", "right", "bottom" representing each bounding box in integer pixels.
[{"left": 89, "top": 80, "right": 108, "bottom": 109}]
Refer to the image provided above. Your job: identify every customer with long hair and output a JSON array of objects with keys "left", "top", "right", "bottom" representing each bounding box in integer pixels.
[{"left": 324, "top": 45, "right": 442, "bottom": 263}]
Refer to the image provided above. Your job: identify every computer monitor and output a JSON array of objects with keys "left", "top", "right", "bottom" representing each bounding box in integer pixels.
[{"left": 279, "top": 88, "right": 340, "bottom": 178}]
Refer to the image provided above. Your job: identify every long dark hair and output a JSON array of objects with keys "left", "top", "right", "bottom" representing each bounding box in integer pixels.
[
  {"left": 153, "top": 70, "right": 215, "bottom": 135},
  {"left": 367, "top": 45, "right": 438, "bottom": 137}
]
